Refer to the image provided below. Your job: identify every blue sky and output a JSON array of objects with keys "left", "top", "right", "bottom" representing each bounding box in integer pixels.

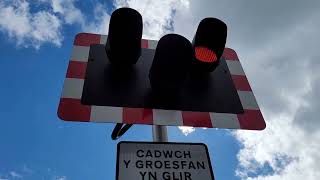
[{"left": 1, "top": 0, "right": 320, "bottom": 180}]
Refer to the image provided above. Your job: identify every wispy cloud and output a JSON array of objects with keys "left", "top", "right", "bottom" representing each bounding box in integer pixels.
[
  {"left": 0, "top": 0, "right": 189, "bottom": 48},
  {"left": 170, "top": 0, "right": 320, "bottom": 179},
  {"left": 178, "top": 126, "right": 195, "bottom": 136},
  {"left": 1, "top": 166, "right": 67, "bottom": 180},
  {"left": 0, "top": 0, "right": 111, "bottom": 49},
  {"left": 114, "top": 0, "right": 189, "bottom": 39},
  {"left": 83, "top": 3, "right": 110, "bottom": 34},
  {"left": 232, "top": 9, "right": 320, "bottom": 180},
  {"left": 9, "top": 171, "right": 22, "bottom": 179},
  {"left": 0, "top": 171, "right": 22, "bottom": 179},
  {"left": 50, "top": 0, "right": 85, "bottom": 26},
  {"left": 53, "top": 175, "right": 67, "bottom": 180},
  {"left": 0, "top": 0, "right": 62, "bottom": 49}
]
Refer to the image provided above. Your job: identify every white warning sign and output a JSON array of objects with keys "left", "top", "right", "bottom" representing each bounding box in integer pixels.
[{"left": 116, "top": 142, "right": 214, "bottom": 180}]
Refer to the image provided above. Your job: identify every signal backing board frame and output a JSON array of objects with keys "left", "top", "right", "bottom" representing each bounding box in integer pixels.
[{"left": 57, "top": 33, "right": 266, "bottom": 130}]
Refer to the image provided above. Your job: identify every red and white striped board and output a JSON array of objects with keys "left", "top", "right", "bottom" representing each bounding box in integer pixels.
[{"left": 58, "top": 33, "right": 266, "bottom": 130}]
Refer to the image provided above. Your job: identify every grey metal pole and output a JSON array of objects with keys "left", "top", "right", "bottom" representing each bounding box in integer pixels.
[{"left": 152, "top": 125, "right": 168, "bottom": 142}]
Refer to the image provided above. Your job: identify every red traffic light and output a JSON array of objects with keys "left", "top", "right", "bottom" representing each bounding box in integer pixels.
[
  {"left": 192, "top": 18, "right": 227, "bottom": 72},
  {"left": 195, "top": 46, "right": 218, "bottom": 63}
]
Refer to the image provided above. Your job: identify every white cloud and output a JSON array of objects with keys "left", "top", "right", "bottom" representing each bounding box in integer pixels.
[
  {"left": 178, "top": 126, "right": 195, "bottom": 136},
  {"left": 225, "top": 6, "right": 320, "bottom": 179},
  {"left": 114, "top": 0, "right": 189, "bottom": 39},
  {"left": 169, "top": 0, "right": 320, "bottom": 179},
  {"left": 0, "top": 0, "right": 110, "bottom": 48},
  {"left": 233, "top": 18, "right": 320, "bottom": 178},
  {"left": 0, "top": 175, "right": 8, "bottom": 180},
  {"left": 83, "top": 3, "right": 110, "bottom": 34},
  {"left": 0, "top": 171, "right": 23, "bottom": 179},
  {"left": 0, "top": 0, "right": 62, "bottom": 48},
  {"left": 235, "top": 113, "right": 320, "bottom": 179},
  {"left": 31, "top": 11, "right": 62, "bottom": 47},
  {"left": 54, "top": 176, "right": 67, "bottom": 180},
  {"left": 51, "top": 0, "right": 84, "bottom": 26},
  {"left": 9, "top": 171, "right": 22, "bottom": 179},
  {"left": 1, "top": 167, "right": 67, "bottom": 180},
  {"left": 48, "top": 0, "right": 111, "bottom": 35}
]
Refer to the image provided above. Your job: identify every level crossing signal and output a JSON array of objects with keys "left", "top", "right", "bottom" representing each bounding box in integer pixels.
[{"left": 58, "top": 7, "right": 266, "bottom": 132}]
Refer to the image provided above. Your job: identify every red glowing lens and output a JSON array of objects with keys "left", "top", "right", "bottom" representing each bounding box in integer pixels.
[{"left": 195, "top": 46, "right": 218, "bottom": 63}]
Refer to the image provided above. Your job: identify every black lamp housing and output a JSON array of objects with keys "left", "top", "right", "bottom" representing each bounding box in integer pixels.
[
  {"left": 105, "top": 8, "right": 143, "bottom": 65},
  {"left": 149, "top": 34, "right": 193, "bottom": 95},
  {"left": 192, "top": 18, "right": 227, "bottom": 72}
]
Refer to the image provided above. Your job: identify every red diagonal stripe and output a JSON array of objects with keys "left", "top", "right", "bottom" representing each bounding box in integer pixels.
[
  {"left": 231, "top": 75, "right": 252, "bottom": 91},
  {"left": 58, "top": 98, "right": 91, "bottom": 122},
  {"left": 223, "top": 48, "right": 239, "bottom": 61},
  {"left": 74, "top": 33, "right": 101, "bottom": 46},
  {"left": 123, "top": 108, "right": 153, "bottom": 124},
  {"left": 238, "top": 109, "right": 266, "bottom": 130},
  {"left": 66, "top": 61, "right": 87, "bottom": 79},
  {"left": 141, "top": 39, "right": 148, "bottom": 48},
  {"left": 182, "top": 111, "right": 212, "bottom": 128}
]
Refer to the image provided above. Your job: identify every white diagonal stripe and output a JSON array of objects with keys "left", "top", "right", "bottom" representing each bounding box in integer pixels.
[
  {"left": 148, "top": 40, "right": 158, "bottom": 49},
  {"left": 61, "top": 78, "right": 84, "bottom": 99},
  {"left": 71, "top": 46, "right": 90, "bottom": 62},
  {"left": 210, "top": 113, "right": 240, "bottom": 129},
  {"left": 90, "top": 106, "right": 123, "bottom": 123},
  {"left": 238, "top": 91, "right": 260, "bottom": 110},
  {"left": 153, "top": 109, "right": 184, "bottom": 126},
  {"left": 100, "top": 35, "right": 108, "bottom": 45},
  {"left": 226, "top": 60, "right": 245, "bottom": 76}
]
